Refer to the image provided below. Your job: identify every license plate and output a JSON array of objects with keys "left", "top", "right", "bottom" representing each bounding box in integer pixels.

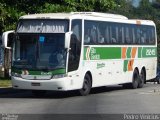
[{"left": 31, "top": 82, "right": 41, "bottom": 86}]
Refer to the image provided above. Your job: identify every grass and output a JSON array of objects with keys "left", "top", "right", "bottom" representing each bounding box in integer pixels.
[{"left": 0, "top": 78, "right": 12, "bottom": 87}]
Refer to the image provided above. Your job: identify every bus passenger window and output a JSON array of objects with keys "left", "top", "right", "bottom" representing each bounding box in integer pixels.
[
  {"left": 98, "top": 35, "right": 105, "bottom": 44},
  {"left": 97, "top": 23, "right": 105, "bottom": 44},
  {"left": 111, "top": 37, "right": 117, "bottom": 43},
  {"left": 84, "top": 29, "right": 91, "bottom": 44},
  {"left": 125, "top": 27, "right": 131, "bottom": 44},
  {"left": 146, "top": 28, "right": 150, "bottom": 44},
  {"left": 132, "top": 27, "right": 136, "bottom": 44},
  {"left": 90, "top": 26, "right": 97, "bottom": 44},
  {"left": 105, "top": 27, "right": 110, "bottom": 44},
  {"left": 149, "top": 28, "right": 155, "bottom": 44},
  {"left": 136, "top": 28, "right": 141, "bottom": 44},
  {"left": 118, "top": 26, "right": 123, "bottom": 44},
  {"left": 111, "top": 26, "right": 117, "bottom": 44},
  {"left": 140, "top": 33, "right": 146, "bottom": 44}
]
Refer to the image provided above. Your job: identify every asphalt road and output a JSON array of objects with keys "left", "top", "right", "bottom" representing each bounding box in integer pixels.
[{"left": 0, "top": 83, "right": 160, "bottom": 120}]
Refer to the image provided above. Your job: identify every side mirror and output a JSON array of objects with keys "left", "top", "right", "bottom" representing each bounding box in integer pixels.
[
  {"left": 65, "top": 32, "right": 73, "bottom": 49},
  {"left": 2, "top": 30, "right": 14, "bottom": 49}
]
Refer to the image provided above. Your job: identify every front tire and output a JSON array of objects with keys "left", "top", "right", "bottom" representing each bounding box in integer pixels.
[
  {"left": 79, "top": 74, "right": 92, "bottom": 96},
  {"left": 129, "top": 69, "right": 139, "bottom": 89}
]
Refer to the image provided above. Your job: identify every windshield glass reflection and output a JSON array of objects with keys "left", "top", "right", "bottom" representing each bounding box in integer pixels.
[{"left": 13, "top": 33, "right": 66, "bottom": 70}]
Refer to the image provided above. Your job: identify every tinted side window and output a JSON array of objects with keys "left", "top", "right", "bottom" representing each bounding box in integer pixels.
[
  {"left": 84, "top": 21, "right": 98, "bottom": 45},
  {"left": 84, "top": 20, "right": 156, "bottom": 45},
  {"left": 137, "top": 25, "right": 156, "bottom": 45},
  {"left": 111, "top": 23, "right": 119, "bottom": 44},
  {"left": 149, "top": 27, "right": 156, "bottom": 44},
  {"left": 97, "top": 22, "right": 106, "bottom": 44},
  {"left": 68, "top": 19, "right": 82, "bottom": 72}
]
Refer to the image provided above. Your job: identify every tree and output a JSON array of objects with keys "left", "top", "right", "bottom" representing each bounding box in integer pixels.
[
  {"left": 41, "top": 0, "right": 116, "bottom": 13},
  {"left": 110, "top": 0, "right": 134, "bottom": 18},
  {"left": 0, "top": 0, "right": 116, "bottom": 34}
]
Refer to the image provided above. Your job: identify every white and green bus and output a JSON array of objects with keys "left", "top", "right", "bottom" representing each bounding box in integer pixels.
[{"left": 3, "top": 12, "right": 157, "bottom": 96}]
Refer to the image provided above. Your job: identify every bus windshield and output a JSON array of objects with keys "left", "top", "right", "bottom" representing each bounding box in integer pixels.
[
  {"left": 16, "top": 19, "right": 69, "bottom": 33},
  {"left": 12, "top": 33, "right": 67, "bottom": 70}
]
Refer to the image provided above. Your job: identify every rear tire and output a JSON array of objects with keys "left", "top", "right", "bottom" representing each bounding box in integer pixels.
[
  {"left": 157, "top": 77, "right": 160, "bottom": 84},
  {"left": 79, "top": 74, "right": 92, "bottom": 96},
  {"left": 138, "top": 69, "right": 145, "bottom": 88}
]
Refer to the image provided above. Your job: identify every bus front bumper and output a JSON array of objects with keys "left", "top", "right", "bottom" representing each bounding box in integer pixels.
[{"left": 11, "top": 76, "right": 75, "bottom": 91}]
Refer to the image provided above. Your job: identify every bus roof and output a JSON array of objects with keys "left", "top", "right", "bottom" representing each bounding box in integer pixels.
[
  {"left": 20, "top": 13, "right": 71, "bottom": 19},
  {"left": 71, "top": 12, "right": 128, "bottom": 19},
  {"left": 19, "top": 12, "right": 155, "bottom": 26},
  {"left": 20, "top": 12, "right": 128, "bottom": 19}
]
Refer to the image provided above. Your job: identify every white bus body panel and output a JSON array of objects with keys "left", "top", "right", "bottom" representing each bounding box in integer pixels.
[{"left": 12, "top": 71, "right": 84, "bottom": 91}]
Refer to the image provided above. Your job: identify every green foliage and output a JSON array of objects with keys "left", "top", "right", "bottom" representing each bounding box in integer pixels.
[
  {"left": 0, "top": 0, "right": 116, "bottom": 33},
  {"left": 0, "top": 3, "right": 25, "bottom": 33},
  {"left": 111, "top": 0, "right": 134, "bottom": 17},
  {"left": 41, "top": 3, "right": 74, "bottom": 13}
]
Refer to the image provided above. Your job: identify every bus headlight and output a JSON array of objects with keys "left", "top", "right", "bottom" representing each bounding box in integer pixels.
[
  {"left": 11, "top": 72, "right": 21, "bottom": 78},
  {"left": 52, "top": 74, "right": 67, "bottom": 79}
]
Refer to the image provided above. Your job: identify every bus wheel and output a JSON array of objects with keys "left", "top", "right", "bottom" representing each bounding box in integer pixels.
[
  {"left": 155, "top": 77, "right": 160, "bottom": 84},
  {"left": 138, "top": 70, "right": 145, "bottom": 88},
  {"left": 32, "top": 90, "right": 46, "bottom": 97},
  {"left": 79, "top": 74, "right": 92, "bottom": 96},
  {"left": 131, "top": 69, "right": 139, "bottom": 89},
  {"left": 157, "top": 77, "right": 160, "bottom": 84}
]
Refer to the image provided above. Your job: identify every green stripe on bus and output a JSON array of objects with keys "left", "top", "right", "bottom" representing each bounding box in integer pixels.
[
  {"left": 141, "top": 47, "right": 157, "bottom": 58},
  {"left": 84, "top": 47, "right": 121, "bottom": 60},
  {"left": 12, "top": 68, "right": 66, "bottom": 75},
  {"left": 123, "top": 60, "right": 128, "bottom": 72},
  {"left": 138, "top": 47, "right": 142, "bottom": 58},
  {"left": 84, "top": 46, "right": 156, "bottom": 60},
  {"left": 84, "top": 47, "right": 88, "bottom": 60},
  {"left": 126, "top": 47, "right": 132, "bottom": 58},
  {"left": 138, "top": 47, "right": 157, "bottom": 58}
]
